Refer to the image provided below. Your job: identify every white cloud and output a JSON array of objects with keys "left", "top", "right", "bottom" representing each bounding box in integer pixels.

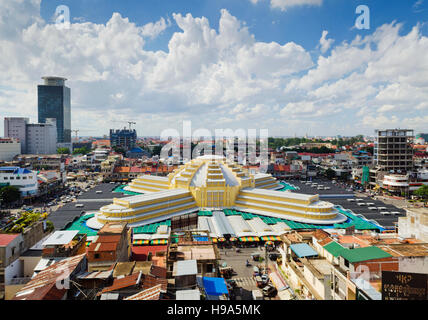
[
  {"left": 270, "top": 0, "right": 323, "bottom": 11},
  {"left": 319, "top": 30, "right": 334, "bottom": 54},
  {"left": 140, "top": 17, "right": 171, "bottom": 39},
  {"left": 0, "top": 2, "right": 427, "bottom": 137}
]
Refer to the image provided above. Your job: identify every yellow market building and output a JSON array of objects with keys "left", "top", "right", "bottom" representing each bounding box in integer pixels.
[{"left": 87, "top": 155, "right": 346, "bottom": 229}]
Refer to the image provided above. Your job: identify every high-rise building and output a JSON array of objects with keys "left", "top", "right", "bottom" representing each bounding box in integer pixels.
[
  {"left": 26, "top": 118, "right": 57, "bottom": 155},
  {"left": 110, "top": 128, "right": 137, "bottom": 151},
  {"left": 38, "top": 76, "right": 71, "bottom": 144},
  {"left": 4, "top": 117, "right": 29, "bottom": 153}
]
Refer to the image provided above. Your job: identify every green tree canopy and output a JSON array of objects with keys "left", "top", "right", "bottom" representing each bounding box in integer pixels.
[
  {"left": 72, "top": 147, "right": 91, "bottom": 155},
  {"left": 325, "top": 168, "right": 336, "bottom": 180},
  {"left": 57, "top": 147, "right": 70, "bottom": 154},
  {"left": 0, "top": 185, "right": 21, "bottom": 204},
  {"left": 414, "top": 185, "right": 428, "bottom": 204}
]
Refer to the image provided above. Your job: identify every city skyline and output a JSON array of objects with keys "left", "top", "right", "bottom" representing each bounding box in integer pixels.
[{"left": 0, "top": 0, "right": 427, "bottom": 137}]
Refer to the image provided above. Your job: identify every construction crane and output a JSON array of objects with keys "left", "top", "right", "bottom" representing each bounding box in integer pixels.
[
  {"left": 71, "top": 129, "right": 79, "bottom": 138},
  {"left": 127, "top": 121, "right": 136, "bottom": 130},
  {"left": 112, "top": 120, "right": 136, "bottom": 130}
]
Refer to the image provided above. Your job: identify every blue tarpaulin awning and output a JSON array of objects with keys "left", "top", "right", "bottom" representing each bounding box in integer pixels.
[
  {"left": 289, "top": 243, "right": 318, "bottom": 258},
  {"left": 202, "top": 277, "right": 228, "bottom": 296}
]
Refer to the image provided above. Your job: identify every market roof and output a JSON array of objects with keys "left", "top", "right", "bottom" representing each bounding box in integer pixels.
[
  {"left": 176, "top": 289, "right": 201, "bottom": 300},
  {"left": 202, "top": 277, "right": 228, "bottom": 296},
  {"left": 42, "top": 230, "right": 79, "bottom": 246},
  {"left": 289, "top": 243, "right": 318, "bottom": 258},
  {"left": 339, "top": 246, "right": 393, "bottom": 263},
  {"left": 173, "top": 260, "right": 198, "bottom": 276},
  {"left": 323, "top": 241, "right": 346, "bottom": 257}
]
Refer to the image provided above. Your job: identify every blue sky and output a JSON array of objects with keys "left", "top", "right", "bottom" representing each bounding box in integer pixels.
[
  {"left": 0, "top": 0, "right": 427, "bottom": 137},
  {"left": 40, "top": 0, "right": 428, "bottom": 53}
]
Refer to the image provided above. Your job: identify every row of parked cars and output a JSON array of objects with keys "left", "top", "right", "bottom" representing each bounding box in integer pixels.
[{"left": 301, "top": 181, "right": 331, "bottom": 190}]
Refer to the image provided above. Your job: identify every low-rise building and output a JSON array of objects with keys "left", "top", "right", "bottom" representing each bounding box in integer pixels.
[
  {"left": 398, "top": 208, "right": 428, "bottom": 242},
  {"left": 0, "top": 138, "right": 21, "bottom": 162},
  {"left": 0, "top": 167, "right": 38, "bottom": 198},
  {"left": 12, "top": 253, "right": 87, "bottom": 300},
  {"left": 87, "top": 222, "right": 131, "bottom": 272}
]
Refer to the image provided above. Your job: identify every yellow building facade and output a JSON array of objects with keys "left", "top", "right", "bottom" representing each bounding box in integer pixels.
[{"left": 88, "top": 155, "right": 346, "bottom": 228}]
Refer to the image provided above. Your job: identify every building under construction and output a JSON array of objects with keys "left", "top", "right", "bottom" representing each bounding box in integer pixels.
[{"left": 370, "top": 129, "right": 414, "bottom": 188}]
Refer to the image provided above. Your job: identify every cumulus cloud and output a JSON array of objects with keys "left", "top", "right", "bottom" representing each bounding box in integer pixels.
[
  {"left": 0, "top": 1, "right": 427, "bottom": 137},
  {"left": 319, "top": 30, "right": 334, "bottom": 54},
  {"left": 270, "top": 0, "right": 323, "bottom": 11},
  {"left": 140, "top": 17, "right": 171, "bottom": 39}
]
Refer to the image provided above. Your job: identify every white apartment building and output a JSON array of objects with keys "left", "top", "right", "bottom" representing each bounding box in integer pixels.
[
  {"left": 26, "top": 118, "right": 57, "bottom": 155},
  {"left": 4, "top": 117, "right": 29, "bottom": 153},
  {"left": 0, "top": 138, "right": 21, "bottom": 161},
  {"left": 0, "top": 167, "right": 38, "bottom": 197}
]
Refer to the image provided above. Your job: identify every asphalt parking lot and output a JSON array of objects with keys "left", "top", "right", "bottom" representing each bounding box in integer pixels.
[
  {"left": 332, "top": 197, "right": 405, "bottom": 229},
  {"left": 286, "top": 178, "right": 356, "bottom": 197},
  {"left": 48, "top": 183, "right": 130, "bottom": 230},
  {"left": 284, "top": 179, "right": 404, "bottom": 229}
]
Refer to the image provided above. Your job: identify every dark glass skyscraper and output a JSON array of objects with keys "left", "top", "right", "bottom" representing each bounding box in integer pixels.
[{"left": 38, "top": 76, "right": 71, "bottom": 143}]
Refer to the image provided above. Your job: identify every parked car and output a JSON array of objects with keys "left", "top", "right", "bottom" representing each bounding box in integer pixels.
[{"left": 262, "top": 284, "right": 277, "bottom": 297}]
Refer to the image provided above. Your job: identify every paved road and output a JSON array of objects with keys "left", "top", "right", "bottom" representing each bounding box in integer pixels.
[{"left": 218, "top": 246, "right": 280, "bottom": 300}]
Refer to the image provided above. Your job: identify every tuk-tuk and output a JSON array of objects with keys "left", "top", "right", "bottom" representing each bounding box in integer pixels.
[
  {"left": 220, "top": 266, "right": 234, "bottom": 279},
  {"left": 251, "top": 252, "right": 260, "bottom": 261}
]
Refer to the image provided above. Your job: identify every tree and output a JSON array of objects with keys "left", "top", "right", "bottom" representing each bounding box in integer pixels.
[
  {"left": 151, "top": 145, "right": 163, "bottom": 157},
  {"left": 72, "top": 147, "right": 90, "bottom": 155},
  {"left": 0, "top": 186, "right": 21, "bottom": 204},
  {"left": 325, "top": 168, "right": 336, "bottom": 180},
  {"left": 112, "top": 146, "right": 126, "bottom": 155},
  {"left": 57, "top": 147, "right": 70, "bottom": 154},
  {"left": 414, "top": 185, "right": 428, "bottom": 205}
]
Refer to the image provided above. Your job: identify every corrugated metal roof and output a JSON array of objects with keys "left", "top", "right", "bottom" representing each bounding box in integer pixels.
[
  {"left": 290, "top": 243, "right": 318, "bottom": 258},
  {"left": 142, "top": 275, "right": 167, "bottom": 292},
  {"left": 339, "top": 246, "right": 392, "bottom": 263},
  {"left": 174, "top": 260, "right": 197, "bottom": 276},
  {"left": 13, "top": 254, "right": 86, "bottom": 300},
  {"left": 124, "top": 284, "right": 162, "bottom": 300},
  {"left": 323, "top": 241, "right": 345, "bottom": 257},
  {"left": 100, "top": 272, "right": 142, "bottom": 294}
]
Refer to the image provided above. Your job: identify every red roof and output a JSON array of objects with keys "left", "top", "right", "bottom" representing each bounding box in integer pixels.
[
  {"left": 100, "top": 272, "right": 141, "bottom": 294},
  {"left": 88, "top": 242, "right": 118, "bottom": 252},
  {"left": 131, "top": 245, "right": 167, "bottom": 261},
  {"left": 142, "top": 274, "right": 167, "bottom": 292},
  {"left": 150, "top": 265, "right": 167, "bottom": 278},
  {"left": 13, "top": 254, "right": 86, "bottom": 300},
  {"left": 96, "top": 235, "right": 121, "bottom": 243},
  {"left": 114, "top": 166, "right": 130, "bottom": 173},
  {"left": 0, "top": 233, "right": 19, "bottom": 246}
]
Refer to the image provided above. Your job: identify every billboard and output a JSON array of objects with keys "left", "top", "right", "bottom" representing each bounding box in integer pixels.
[{"left": 382, "top": 271, "right": 428, "bottom": 300}]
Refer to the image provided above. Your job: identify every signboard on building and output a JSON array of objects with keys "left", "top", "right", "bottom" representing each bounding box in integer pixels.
[{"left": 382, "top": 271, "right": 428, "bottom": 300}]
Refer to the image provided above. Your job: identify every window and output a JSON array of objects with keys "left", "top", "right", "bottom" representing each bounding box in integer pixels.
[
  {"left": 94, "top": 253, "right": 100, "bottom": 259},
  {"left": 206, "top": 264, "right": 214, "bottom": 273}
]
